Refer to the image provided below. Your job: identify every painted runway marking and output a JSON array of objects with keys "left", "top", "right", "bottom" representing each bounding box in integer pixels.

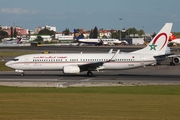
[{"left": 80, "top": 78, "right": 93, "bottom": 81}]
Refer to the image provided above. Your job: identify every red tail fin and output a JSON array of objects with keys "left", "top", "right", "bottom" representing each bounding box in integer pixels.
[
  {"left": 169, "top": 33, "right": 177, "bottom": 41},
  {"left": 17, "top": 38, "right": 22, "bottom": 44}
]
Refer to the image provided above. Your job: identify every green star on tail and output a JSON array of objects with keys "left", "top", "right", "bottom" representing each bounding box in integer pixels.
[{"left": 149, "top": 43, "right": 157, "bottom": 50}]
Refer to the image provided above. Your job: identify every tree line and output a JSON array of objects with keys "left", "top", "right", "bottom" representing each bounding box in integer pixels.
[{"left": 1, "top": 26, "right": 180, "bottom": 42}]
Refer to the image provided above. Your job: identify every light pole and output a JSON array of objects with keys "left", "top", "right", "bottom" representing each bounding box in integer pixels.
[
  {"left": 142, "top": 26, "right": 145, "bottom": 37},
  {"left": 119, "top": 18, "right": 122, "bottom": 41},
  {"left": 142, "top": 26, "right": 146, "bottom": 41}
]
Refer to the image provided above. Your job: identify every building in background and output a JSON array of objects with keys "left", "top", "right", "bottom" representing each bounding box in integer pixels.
[
  {"left": 54, "top": 32, "right": 74, "bottom": 43},
  {"left": 99, "top": 29, "right": 112, "bottom": 38},
  {"left": 28, "top": 35, "right": 52, "bottom": 42},
  {"left": 34, "top": 25, "right": 56, "bottom": 34},
  {"left": 1, "top": 26, "right": 28, "bottom": 37}
]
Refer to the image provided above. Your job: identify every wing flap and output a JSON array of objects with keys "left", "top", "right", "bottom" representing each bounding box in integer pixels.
[{"left": 79, "top": 61, "right": 104, "bottom": 71}]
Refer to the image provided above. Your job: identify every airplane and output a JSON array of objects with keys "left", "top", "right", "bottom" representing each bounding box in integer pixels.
[
  {"left": 74, "top": 29, "right": 127, "bottom": 46},
  {"left": 1, "top": 37, "right": 23, "bottom": 44},
  {"left": 168, "top": 32, "right": 180, "bottom": 46},
  {"left": 5, "top": 23, "right": 172, "bottom": 76},
  {"left": 0, "top": 38, "right": 24, "bottom": 47}
]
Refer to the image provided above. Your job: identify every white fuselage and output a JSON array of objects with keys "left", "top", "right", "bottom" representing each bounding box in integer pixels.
[
  {"left": 5, "top": 53, "right": 156, "bottom": 71},
  {"left": 78, "top": 38, "right": 121, "bottom": 45},
  {"left": 169, "top": 38, "right": 180, "bottom": 44}
]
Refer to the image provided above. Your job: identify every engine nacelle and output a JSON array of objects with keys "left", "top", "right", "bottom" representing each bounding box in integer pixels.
[
  {"left": 63, "top": 66, "right": 80, "bottom": 74},
  {"left": 173, "top": 57, "right": 180, "bottom": 64}
]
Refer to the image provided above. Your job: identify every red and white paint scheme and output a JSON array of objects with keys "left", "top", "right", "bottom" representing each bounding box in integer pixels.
[
  {"left": 168, "top": 32, "right": 180, "bottom": 45},
  {"left": 6, "top": 23, "right": 173, "bottom": 76}
]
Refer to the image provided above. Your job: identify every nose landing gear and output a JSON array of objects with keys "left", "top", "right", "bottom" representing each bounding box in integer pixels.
[
  {"left": 15, "top": 70, "right": 25, "bottom": 76},
  {"left": 20, "top": 73, "right": 25, "bottom": 76}
]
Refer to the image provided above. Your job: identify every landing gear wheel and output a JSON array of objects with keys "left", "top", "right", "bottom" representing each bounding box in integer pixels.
[
  {"left": 170, "top": 62, "right": 175, "bottom": 66},
  {"left": 20, "top": 73, "right": 25, "bottom": 76},
  {"left": 87, "top": 71, "right": 93, "bottom": 77},
  {"left": 156, "top": 62, "right": 161, "bottom": 65}
]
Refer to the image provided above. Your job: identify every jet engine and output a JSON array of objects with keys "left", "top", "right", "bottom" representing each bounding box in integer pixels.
[
  {"left": 173, "top": 57, "right": 180, "bottom": 64},
  {"left": 63, "top": 66, "right": 80, "bottom": 74}
]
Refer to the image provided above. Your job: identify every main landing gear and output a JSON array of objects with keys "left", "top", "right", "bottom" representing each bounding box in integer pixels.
[
  {"left": 87, "top": 71, "right": 93, "bottom": 77},
  {"left": 169, "top": 57, "right": 176, "bottom": 66},
  {"left": 170, "top": 62, "right": 175, "bottom": 66},
  {"left": 20, "top": 72, "right": 25, "bottom": 76}
]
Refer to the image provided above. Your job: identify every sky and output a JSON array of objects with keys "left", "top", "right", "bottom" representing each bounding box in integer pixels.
[{"left": 0, "top": 0, "right": 180, "bottom": 33}]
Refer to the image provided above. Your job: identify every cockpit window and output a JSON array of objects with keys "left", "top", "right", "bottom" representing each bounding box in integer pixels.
[{"left": 12, "top": 58, "right": 19, "bottom": 61}]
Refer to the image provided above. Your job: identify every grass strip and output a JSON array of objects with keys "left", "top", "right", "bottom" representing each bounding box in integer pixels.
[
  {"left": 0, "top": 51, "right": 38, "bottom": 57},
  {"left": 0, "top": 86, "right": 180, "bottom": 120},
  {"left": 0, "top": 61, "right": 13, "bottom": 71}
]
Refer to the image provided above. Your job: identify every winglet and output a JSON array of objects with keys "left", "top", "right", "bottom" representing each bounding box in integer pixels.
[
  {"left": 108, "top": 49, "right": 113, "bottom": 53},
  {"left": 109, "top": 49, "right": 120, "bottom": 62}
]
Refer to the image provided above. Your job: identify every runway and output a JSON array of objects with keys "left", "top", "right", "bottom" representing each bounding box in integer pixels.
[
  {"left": 0, "top": 65, "right": 180, "bottom": 87},
  {"left": 1, "top": 46, "right": 180, "bottom": 87}
]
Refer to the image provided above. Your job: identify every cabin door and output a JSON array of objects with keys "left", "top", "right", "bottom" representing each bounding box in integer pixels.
[{"left": 24, "top": 56, "right": 31, "bottom": 69}]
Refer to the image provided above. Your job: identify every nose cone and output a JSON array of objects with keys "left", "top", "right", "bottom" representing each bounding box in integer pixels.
[{"left": 5, "top": 61, "right": 11, "bottom": 68}]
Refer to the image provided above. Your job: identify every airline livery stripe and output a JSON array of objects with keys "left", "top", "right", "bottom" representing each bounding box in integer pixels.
[{"left": 9, "top": 61, "right": 155, "bottom": 65}]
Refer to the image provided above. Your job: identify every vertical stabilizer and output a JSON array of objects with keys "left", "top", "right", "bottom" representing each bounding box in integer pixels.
[
  {"left": 132, "top": 23, "right": 173, "bottom": 55},
  {"left": 17, "top": 38, "right": 22, "bottom": 44},
  {"left": 169, "top": 32, "right": 177, "bottom": 41},
  {"left": 74, "top": 29, "right": 84, "bottom": 40}
]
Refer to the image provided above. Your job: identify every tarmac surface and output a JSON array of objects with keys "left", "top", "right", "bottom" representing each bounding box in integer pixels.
[
  {"left": 0, "top": 46, "right": 180, "bottom": 87},
  {"left": 0, "top": 45, "right": 143, "bottom": 53}
]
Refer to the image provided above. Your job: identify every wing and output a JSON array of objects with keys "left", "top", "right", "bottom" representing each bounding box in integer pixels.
[
  {"left": 154, "top": 53, "right": 174, "bottom": 58},
  {"left": 78, "top": 49, "right": 120, "bottom": 72},
  {"left": 79, "top": 61, "right": 105, "bottom": 72}
]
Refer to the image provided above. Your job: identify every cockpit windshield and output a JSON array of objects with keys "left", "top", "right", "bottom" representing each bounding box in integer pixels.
[{"left": 12, "top": 58, "right": 19, "bottom": 61}]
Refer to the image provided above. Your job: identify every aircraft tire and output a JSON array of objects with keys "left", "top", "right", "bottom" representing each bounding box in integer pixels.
[
  {"left": 170, "top": 62, "right": 175, "bottom": 66},
  {"left": 21, "top": 73, "right": 25, "bottom": 76},
  {"left": 87, "top": 71, "right": 93, "bottom": 77}
]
